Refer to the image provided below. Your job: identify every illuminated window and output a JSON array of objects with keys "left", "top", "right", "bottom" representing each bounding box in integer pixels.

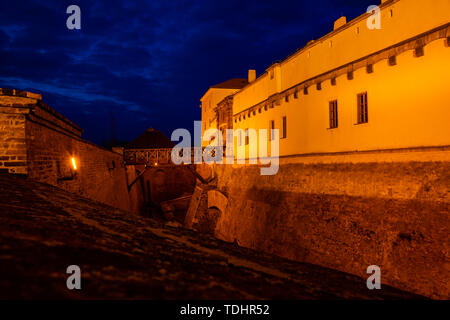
[
  {"left": 329, "top": 100, "right": 338, "bottom": 129},
  {"left": 357, "top": 92, "right": 368, "bottom": 124},
  {"left": 281, "top": 116, "right": 287, "bottom": 139},
  {"left": 270, "top": 120, "right": 275, "bottom": 141}
]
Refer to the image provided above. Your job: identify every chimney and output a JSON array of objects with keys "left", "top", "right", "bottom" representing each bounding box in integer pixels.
[
  {"left": 333, "top": 16, "right": 347, "bottom": 30},
  {"left": 248, "top": 69, "right": 256, "bottom": 83}
]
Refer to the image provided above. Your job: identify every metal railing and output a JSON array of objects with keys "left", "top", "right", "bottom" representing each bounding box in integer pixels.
[{"left": 124, "top": 147, "right": 227, "bottom": 166}]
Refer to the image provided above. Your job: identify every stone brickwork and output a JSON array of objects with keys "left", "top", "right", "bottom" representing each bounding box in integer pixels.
[
  {"left": 0, "top": 173, "right": 421, "bottom": 299},
  {"left": 0, "top": 89, "right": 132, "bottom": 212},
  {"left": 209, "top": 159, "right": 450, "bottom": 298},
  {"left": 0, "top": 90, "right": 37, "bottom": 174}
]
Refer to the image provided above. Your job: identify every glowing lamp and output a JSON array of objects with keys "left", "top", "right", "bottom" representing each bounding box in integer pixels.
[
  {"left": 154, "top": 162, "right": 158, "bottom": 166},
  {"left": 71, "top": 157, "right": 77, "bottom": 170}
]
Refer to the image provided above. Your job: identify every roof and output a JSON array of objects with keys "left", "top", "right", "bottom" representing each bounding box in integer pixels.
[
  {"left": 125, "top": 128, "right": 174, "bottom": 149},
  {"left": 210, "top": 78, "right": 248, "bottom": 89}
]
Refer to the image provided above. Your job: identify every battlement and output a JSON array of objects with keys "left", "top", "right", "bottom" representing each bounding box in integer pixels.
[{"left": 0, "top": 88, "right": 42, "bottom": 101}]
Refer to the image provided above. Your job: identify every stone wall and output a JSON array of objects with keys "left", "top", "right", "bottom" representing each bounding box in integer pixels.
[
  {"left": 207, "top": 157, "right": 449, "bottom": 298},
  {"left": 127, "top": 164, "right": 196, "bottom": 215},
  {"left": 1, "top": 90, "right": 132, "bottom": 212},
  {"left": 0, "top": 91, "right": 38, "bottom": 174}
]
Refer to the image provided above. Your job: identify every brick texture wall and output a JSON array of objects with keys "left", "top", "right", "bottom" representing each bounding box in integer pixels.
[
  {"left": 0, "top": 92, "right": 35, "bottom": 174},
  {"left": 211, "top": 160, "right": 449, "bottom": 298},
  {"left": 1, "top": 90, "right": 132, "bottom": 212}
]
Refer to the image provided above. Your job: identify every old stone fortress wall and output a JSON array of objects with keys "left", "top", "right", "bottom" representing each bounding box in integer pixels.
[
  {"left": 0, "top": 89, "right": 132, "bottom": 211},
  {"left": 0, "top": 0, "right": 449, "bottom": 299},
  {"left": 199, "top": 0, "right": 450, "bottom": 299}
]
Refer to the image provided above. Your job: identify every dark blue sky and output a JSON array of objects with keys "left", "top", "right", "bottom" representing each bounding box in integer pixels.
[{"left": 0, "top": 0, "right": 369, "bottom": 144}]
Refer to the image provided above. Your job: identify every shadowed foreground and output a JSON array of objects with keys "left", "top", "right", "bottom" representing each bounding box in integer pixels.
[{"left": 0, "top": 174, "right": 423, "bottom": 299}]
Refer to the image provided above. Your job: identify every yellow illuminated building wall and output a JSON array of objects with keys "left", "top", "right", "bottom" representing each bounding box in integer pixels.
[
  {"left": 200, "top": 79, "right": 248, "bottom": 146},
  {"left": 227, "top": 0, "right": 450, "bottom": 158}
]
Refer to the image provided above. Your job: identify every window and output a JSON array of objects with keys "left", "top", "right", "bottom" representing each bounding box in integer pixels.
[
  {"left": 303, "top": 87, "right": 308, "bottom": 95},
  {"left": 347, "top": 71, "right": 354, "bottom": 80},
  {"left": 388, "top": 55, "right": 397, "bottom": 66},
  {"left": 331, "top": 78, "right": 336, "bottom": 86},
  {"left": 316, "top": 82, "right": 322, "bottom": 91},
  {"left": 414, "top": 47, "right": 424, "bottom": 58},
  {"left": 366, "top": 64, "right": 374, "bottom": 74},
  {"left": 357, "top": 92, "right": 368, "bottom": 124},
  {"left": 281, "top": 116, "right": 287, "bottom": 139},
  {"left": 245, "top": 129, "right": 249, "bottom": 145},
  {"left": 285, "top": 95, "right": 289, "bottom": 103},
  {"left": 270, "top": 120, "right": 275, "bottom": 141},
  {"left": 329, "top": 100, "right": 338, "bottom": 129},
  {"left": 294, "top": 90, "right": 298, "bottom": 99}
]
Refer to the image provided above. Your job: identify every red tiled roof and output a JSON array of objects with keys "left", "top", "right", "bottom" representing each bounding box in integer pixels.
[
  {"left": 210, "top": 78, "right": 248, "bottom": 89},
  {"left": 125, "top": 128, "right": 174, "bottom": 149}
]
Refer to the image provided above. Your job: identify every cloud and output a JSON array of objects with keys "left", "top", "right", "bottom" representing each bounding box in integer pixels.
[{"left": 0, "top": 0, "right": 371, "bottom": 143}]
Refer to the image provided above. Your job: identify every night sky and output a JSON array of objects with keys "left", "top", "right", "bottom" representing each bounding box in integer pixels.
[{"left": 0, "top": 0, "right": 369, "bottom": 145}]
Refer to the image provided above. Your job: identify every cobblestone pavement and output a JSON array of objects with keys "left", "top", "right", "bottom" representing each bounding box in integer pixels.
[{"left": 0, "top": 174, "right": 423, "bottom": 299}]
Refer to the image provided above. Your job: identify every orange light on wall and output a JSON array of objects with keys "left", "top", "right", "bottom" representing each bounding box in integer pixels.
[{"left": 71, "top": 157, "right": 77, "bottom": 170}]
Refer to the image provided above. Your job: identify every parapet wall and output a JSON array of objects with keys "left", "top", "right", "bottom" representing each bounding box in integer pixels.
[
  {"left": 209, "top": 153, "right": 450, "bottom": 298},
  {"left": 0, "top": 89, "right": 132, "bottom": 212}
]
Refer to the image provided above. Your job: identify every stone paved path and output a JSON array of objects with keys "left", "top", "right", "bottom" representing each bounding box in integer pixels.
[{"left": 0, "top": 174, "right": 423, "bottom": 299}]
